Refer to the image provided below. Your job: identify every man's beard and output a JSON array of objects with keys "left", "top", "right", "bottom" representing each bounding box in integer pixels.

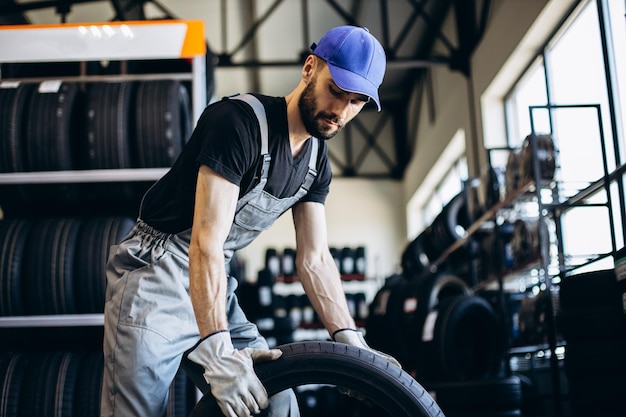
[{"left": 298, "top": 77, "right": 344, "bottom": 140}]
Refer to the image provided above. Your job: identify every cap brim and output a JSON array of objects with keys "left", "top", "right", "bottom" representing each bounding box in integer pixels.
[{"left": 327, "top": 63, "right": 381, "bottom": 111}]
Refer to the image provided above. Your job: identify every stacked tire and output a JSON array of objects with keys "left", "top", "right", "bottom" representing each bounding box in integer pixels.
[
  {"left": 366, "top": 272, "right": 503, "bottom": 380},
  {"left": 0, "top": 351, "right": 195, "bottom": 417},
  {"left": 0, "top": 80, "right": 192, "bottom": 215},
  {"left": 504, "top": 133, "right": 556, "bottom": 199},
  {"left": 0, "top": 80, "right": 191, "bottom": 173},
  {"left": 365, "top": 271, "right": 518, "bottom": 416},
  {"left": 0, "top": 216, "right": 134, "bottom": 316},
  {"left": 428, "top": 376, "right": 523, "bottom": 417},
  {"left": 558, "top": 268, "right": 626, "bottom": 416},
  {"left": 420, "top": 193, "right": 473, "bottom": 272}
]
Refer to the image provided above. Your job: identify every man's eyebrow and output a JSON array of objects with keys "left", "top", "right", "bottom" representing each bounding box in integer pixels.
[{"left": 329, "top": 80, "right": 370, "bottom": 102}]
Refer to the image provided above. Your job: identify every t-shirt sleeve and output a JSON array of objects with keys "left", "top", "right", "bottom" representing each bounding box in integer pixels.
[{"left": 195, "top": 100, "right": 260, "bottom": 186}]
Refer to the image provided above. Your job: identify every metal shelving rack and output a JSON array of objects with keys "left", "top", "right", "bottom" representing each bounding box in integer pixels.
[
  {"left": 0, "top": 19, "right": 207, "bottom": 329},
  {"left": 481, "top": 102, "right": 626, "bottom": 416},
  {"left": 416, "top": 100, "right": 626, "bottom": 415}
]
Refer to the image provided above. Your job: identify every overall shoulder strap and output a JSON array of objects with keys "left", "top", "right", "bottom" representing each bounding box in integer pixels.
[{"left": 229, "top": 94, "right": 269, "bottom": 155}]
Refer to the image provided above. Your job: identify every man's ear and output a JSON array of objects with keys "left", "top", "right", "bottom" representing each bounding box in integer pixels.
[{"left": 302, "top": 55, "right": 316, "bottom": 82}]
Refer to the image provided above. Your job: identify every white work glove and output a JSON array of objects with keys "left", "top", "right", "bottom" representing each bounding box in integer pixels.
[
  {"left": 187, "top": 331, "right": 282, "bottom": 417},
  {"left": 332, "top": 328, "right": 402, "bottom": 368}
]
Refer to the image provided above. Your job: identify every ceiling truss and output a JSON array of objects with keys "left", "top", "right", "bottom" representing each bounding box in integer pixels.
[{"left": 0, "top": 0, "right": 491, "bottom": 179}]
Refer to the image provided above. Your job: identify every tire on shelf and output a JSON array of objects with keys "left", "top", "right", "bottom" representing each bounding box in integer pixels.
[
  {"left": 421, "top": 192, "right": 472, "bottom": 270},
  {"left": 558, "top": 269, "right": 620, "bottom": 311},
  {"left": 401, "top": 232, "right": 431, "bottom": 279},
  {"left": 19, "top": 82, "right": 83, "bottom": 206},
  {"left": 74, "top": 216, "right": 135, "bottom": 314},
  {"left": 516, "top": 290, "right": 554, "bottom": 346},
  {"left": 24, "top": 217, "right": 82, "bottom": 315},
  {"left": 0, "top": 352, "right": 29, "bottom": 417},
  {"left": 0, "top": 219, "right": 33, "bottom": 316},
  {"left": 567, "top": 373, "right": 623, "bottom": 415},
  {"left": 365, "top": 274, "right": 414, "bottom": 368},
  {"left": 504, "top": 150, "right": 521, "bottom": 199},
  {"left": 442, "top": 411, "right": 521, "bottom": 417},
  {"left": 367, "top": 272, "right": 472, "bottom": 373},
  {"left": 427, "top": 376, "right": 522, "bottom": 414},
  {"left": 83, "top": 82, "right": 135, "bottom": 169},
  {"left": 18, "top": 351, "right": 82, "bottom": 417},
  {"left": 0, "top": 83, "right": 33, "bottom": 173},
  {"left": 134, "top": 80, "right": 192, "bottom": 168},
  {"left": 24, "top": 81, "right": 81, "bottom": 172},
  {"left": 405, "top": 272, "right": 473, "bottom": 372},
  {"left": 187, "top": 341, "right": 445, "bottom": 417},
  {"left": 510, "top": 218, "right": 540, "bottom": 266},
  {"left": 483, "top": 165, "right": 505, "bottom": 210},
  {"left": 520, "top": 133, "right": 556, "bottom": 183},
  {"left": 82, "top": 81, "right": 143, "bottom": 203},
  {"left": 564, "top": 339, "right": 626, "bottom": 377},
  {"left": 557, "top": 268, "right": 626, "bottom": 341},
  {"left": 74, "top": 351, "right": 104, "bottom": 417},
  {"left": 419, "top": 294, "right": 503, "bottom": 383}
]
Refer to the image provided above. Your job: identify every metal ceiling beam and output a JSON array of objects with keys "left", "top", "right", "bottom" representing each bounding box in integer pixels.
[{"left": 0, "top": 0, "right": 463, "bottom": 180}]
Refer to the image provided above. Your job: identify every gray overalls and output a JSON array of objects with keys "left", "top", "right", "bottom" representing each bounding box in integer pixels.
[{"left": 101, "top": 94, "right": 319, "bottom": 417}]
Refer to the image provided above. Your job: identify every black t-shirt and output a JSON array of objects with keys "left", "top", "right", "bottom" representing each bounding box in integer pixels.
[{"left": 139, "top": 93, "right": 332, "bottom": 234}]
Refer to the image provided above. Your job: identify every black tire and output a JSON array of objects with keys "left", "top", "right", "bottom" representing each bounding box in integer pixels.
[
  {"left": 0, "top": 84, "right": 33, "bottom": 173},
  {"left": 564, "top": 339, "right": 626, "bottom": 376},
  {"left": 421, "top": 193, "right": 471, "bottom": 266},
  {"left": 24, "top": 82, "right": 81, "bottom": 172},
  {"left": 19, "top": 82, "right": 82, "bottom": 206},
  {"left": 83, "top": 82, "right": 135, "bottom": 169},
  {"left": 24, "top": 217, "right": 82, "bottom": 315},
  {"left": 401, "top": 233, "right": 431, "bottom": 279},
  {"left": 19, "top": 351, "right": 81, "bottom": 417},
  {"left": 505, "top": 150, "right": 521, "bottom": 198},
  {"left": 0, "top": 219, "right": 33, "bottom": 316},
  {"left": 134, "top": 80, "right": 192, "bottom": 168},
  {"left": 520, "top": 133, "right": 556, "bottom": 182},
  {"left": 0, "top": 352, "right": 28, "bottom": 417},
  {"left": 74, "top": 351, "right": 104, "bottom": 417},
  {"left": 444, "top": 411, "right": 521, "bottom": 417},
  {"left": 365, "top": 274, "right": 414, "bottom": 368},
  {"left": 188, "top": 341, "right": 444, "bottom": 417},
  {"left": 167, "top": 369, "right": 198, "bottom": 417},
  {"left": 74, "top": 216, "right": 134, "bottom": 313},
  {"left": 558, "top": 305, "right": 625, "bottom": 341},
  {"left": 427, "top": 376, "right": 522, "bottom": 413},
  {"left": 567, "top": 373, "right": 624, "bottom": 415},
  {"left": 511, "top": 219, "right": 540, "bottom": 265},
  {"left": 559, "top": 269, "right": 620, "bottom": 311},
  {"left": 420, "top": 295, "right": 502, "bottom": 382},
  {"left": 405, "top": 272, "right": 472, "bottom": 372}
]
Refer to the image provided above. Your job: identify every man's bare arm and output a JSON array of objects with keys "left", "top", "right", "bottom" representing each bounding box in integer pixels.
[
  {"left": 292, "top": 201, "right": 355, "bottom": 336},
  {"left": 189, "top": 165, "right": 240, "bottom": 337}
]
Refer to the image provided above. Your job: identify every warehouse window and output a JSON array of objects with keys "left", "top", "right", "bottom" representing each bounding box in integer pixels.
[
  {"left": 505, "top": 0, "right": 625, "bottom": 177},
  {"left": 502, "top": 0, "right": 625, "bottom": 267}
]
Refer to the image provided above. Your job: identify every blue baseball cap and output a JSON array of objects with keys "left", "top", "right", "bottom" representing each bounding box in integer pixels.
[{"left": 311, "top": 26, "right": 386, "bottom": 111}]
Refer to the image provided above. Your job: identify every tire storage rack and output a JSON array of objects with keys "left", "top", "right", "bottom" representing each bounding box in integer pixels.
[
  {"left": 0, "top": 20, "right": 208, "bottom": 416},
  {"left": 237, "top": 246, "right": 377, "bottom": 347},
  {"left": 366, "top": 104, "right": 626, "bottom": 417}
]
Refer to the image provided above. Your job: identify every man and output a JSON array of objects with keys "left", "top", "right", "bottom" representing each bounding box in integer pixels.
[{"left": 101, "top": 25, "right": 398, "bottom": 417}]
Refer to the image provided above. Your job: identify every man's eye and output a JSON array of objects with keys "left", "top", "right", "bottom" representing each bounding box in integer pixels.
[{"left": 329, "top": 86, "right": 342, "bottom": 97}]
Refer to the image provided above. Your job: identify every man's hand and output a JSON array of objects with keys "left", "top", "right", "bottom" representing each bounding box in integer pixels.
[
  {"left": 332, "top": 328, "right": 402, "bottom": 368},
  {"left": 187, "top": 331, "right": 282, "bottom": 417}
]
